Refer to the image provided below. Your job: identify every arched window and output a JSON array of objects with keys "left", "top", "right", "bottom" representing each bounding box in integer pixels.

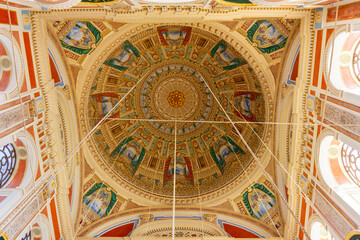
[
  {"left": 326, "top": 31, "right": 360, "bottom": 95},
  {"left": 319, "top": 136, "right": 360, "bottom": 213},
  {"left": 310, "top": 221, "right": 334, "bottom": 240},
  {"left": 341, "top": 142, "right": 360, "bottom": 187},
  {"left": 0, "top": 143, "right": 16, "bottom": 188}
]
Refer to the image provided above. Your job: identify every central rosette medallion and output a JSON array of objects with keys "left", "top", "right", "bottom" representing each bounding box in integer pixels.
[
  {"left": 135, "top": 63, "right": 216, "bottom": 141},
  {"left": 167, "top": 90, "right": 185, "bottom": 108}
]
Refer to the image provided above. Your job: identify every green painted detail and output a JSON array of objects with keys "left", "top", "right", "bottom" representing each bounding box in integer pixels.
[
  {"left": 60, "top": 40, "right": 92, "bottom": 55},
  {"left": 143, "top": 52, "right": 154, "bottom": 65},
  {"left": 158, "top": 47, "right": 166, "bottom": 61},
  {"left": 131, "top": 147, "right": 146, "bottom": 174},
  {"left": 104, "top": 41, "right": 140, "bottom": 71},
  {"left": 149, "top": 136, "right": 158, "bottom": 151},
  {"left": 110, "top": 137, "right": 134, "bottom": 157},
  {"left": 162, "top": 140, "right": 168, "bottom": 156},
  {"left": 186, "top": 46, "right": 192, "bottom": 60},
  {"left": 242, "top": 183, "right": 276, "bottom": 218},
  {"left": 127, "top": 122, "right": 141, "bottom": 134},
  {"left": 82, "top": 183, "right": 117, "bottom": 217},
  {"left": 213, "top": 73, "right": 229, "bottom": 81},
  {"left": 242, "top": 191, "right": 256, "bottom": 218},
  {"left": 257, "top": 38, "right": 288, "bottom": 54},
  {"left": 210, "top": 40, "right": 226, "bottom": 57},
  {"left": 210, "top": 146, "right": 225, "bottom": 173},
  {"left": 210, "top": 40, "right": 247, "bottom": 70},
  {"left": 247, "top": 20, "right": 261, "bottom": 43},
  {"left": 247, "top": 20, "right": 288, "bottom": 54},
  {"left": 222, "top": 136, "right": 244, "bottom": 154},
  {"left": 349, "top": 234, "right": 360, "bottom": 240},
  {"left": 60, "top": 21, "right": 100, "bottom": 55}
]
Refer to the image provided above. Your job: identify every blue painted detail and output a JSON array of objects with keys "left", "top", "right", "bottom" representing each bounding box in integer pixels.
[
  {"left": 48, "top": 49, "right": 65, "bottom": 87},
  {"left": 217, "top": 219, "right": 266, "bottom": 238},
  {"left": 315, "top": 8, "right": 323, "bottom": 29},
  {"left": 35, "top": 97, "right": 45, "bottom": 113},
  {"left": 286, "top": 45, "right": 300, "bottom": 85},
  {"left": 154, "top": 216, "right": 202, "bottom": 221},
  {"left": 94, "top": 219, "right": 139, "bottom": 237},
  {"left": 21, "top": 10, "right": 31, "bottom": 30}
]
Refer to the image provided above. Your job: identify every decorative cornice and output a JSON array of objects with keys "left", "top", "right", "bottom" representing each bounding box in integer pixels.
[
  {"left": 78, "top": 206, "right": 279, "bottom": 237},
  {"left": 286, "top": 9, "right": 315, "bottom": 240}
]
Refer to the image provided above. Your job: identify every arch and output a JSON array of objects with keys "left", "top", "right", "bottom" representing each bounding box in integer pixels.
[
  {"left": 47, "top": 38, "right": 68, "bottom": 87},
  {"left": 78, "top": 207, "right": 278, "bottom": 238},
  {"left": 56, "top": 87, "right": 82, "bottom": 225},
  {"left": 15, "top": 213, "right": 52, "bottom": 240},
  {"left": 0, "top": 131, "right": 39, "bottom": 222},
  {"left": 324, "top": 26, "right": 360, "bottom": 96},
  {"left": 316, "top": 130, "right": 360, "bottom": 217},
  {"left": 0, "top": 29, "right": 24, "bottom": 100},
  {"left": 307, "top": 214, "right": 336, "bottom": 240},
  {"left": 310, "top": 221, "right": 334, "bottom": 240},
  {"left": 56, "top": 89, "right": 77, "bottom": 184},
  {"left": 31, "top": 214, "right": 53, "bottom": 240},
  {"left": 0, "top": 133, "right": 37, "bottom": 190},
  {"left": 130, "top": 219, "right": 227, "bottom": 237},
  {"left": 275, "top": 84, "right": 295, "bottom": 223},
  {"left": 281, "top": 33, "right": 301, "bottom": 85}
]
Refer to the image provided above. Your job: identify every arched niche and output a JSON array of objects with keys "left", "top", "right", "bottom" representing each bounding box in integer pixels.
[
  {"left": 16, "top": 213, "right": 53, "bottom": 240},
  {"left": 0, "top": 29, "right": 24, "bottom": 100}
]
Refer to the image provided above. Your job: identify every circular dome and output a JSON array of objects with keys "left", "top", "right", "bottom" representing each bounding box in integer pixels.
[{"left": 86, "top": 25, "right": 268, "bottom": 199}]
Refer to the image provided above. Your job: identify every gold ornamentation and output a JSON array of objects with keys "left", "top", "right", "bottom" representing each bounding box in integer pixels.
[
  {"left": 0, "top": 231, "right": 9, "bottom": 240},
  {"left": 203, "top": 214, "right": 217, "bottom": 222},
  {"left": 168, "top": 90, "right": 185, "bottom": 108},
  {"left": 140, "top": 214, "right": 154, "bottom": 221},
  {"left": 345, "top": 231, "right": 360, "bottom": 240}
]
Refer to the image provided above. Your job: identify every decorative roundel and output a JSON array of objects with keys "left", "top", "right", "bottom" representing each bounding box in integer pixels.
[
  {"left": 32, "top": 226, "right": 42, "bottom": 238},
  {"left": 17, "top": 147, "right": 28, "bottom": 158},
  {"left": 86, "top": 25, "right": 268, "bottom": 198},
  {"left": 134, "top": 62, "right": 217, "bottom": 142}
]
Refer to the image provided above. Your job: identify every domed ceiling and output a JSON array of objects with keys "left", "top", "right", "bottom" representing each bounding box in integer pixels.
[{"left": 86, "top": 25, "right": 269, "bottom": 198}]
